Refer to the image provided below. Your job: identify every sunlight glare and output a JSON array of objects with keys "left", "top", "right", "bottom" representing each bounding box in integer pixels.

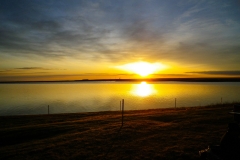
[
  {"left": 116, "top": 61, "right": 167, "bottom": 77},
  {"left": 131, "top": 82, "right": 156, "bottom": 97}
]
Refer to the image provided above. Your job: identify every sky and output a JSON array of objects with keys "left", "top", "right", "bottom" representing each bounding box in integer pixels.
[{"left": 1, "top": 0, "right": 240, "bottom": 81}]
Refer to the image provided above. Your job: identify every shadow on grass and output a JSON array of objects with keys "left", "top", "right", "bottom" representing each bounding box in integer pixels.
[{"left": 0, "top": 125, "right": 73, "bottom": 146}]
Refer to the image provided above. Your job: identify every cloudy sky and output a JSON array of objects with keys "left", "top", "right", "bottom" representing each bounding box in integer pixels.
[{"left": 1, "top": 0, "right": 240, "bottom": 81}]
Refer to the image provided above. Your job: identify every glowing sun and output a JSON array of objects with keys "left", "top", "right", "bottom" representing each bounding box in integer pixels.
[{"left": 116, "top": 61, "right": 167, "bottom": 77}]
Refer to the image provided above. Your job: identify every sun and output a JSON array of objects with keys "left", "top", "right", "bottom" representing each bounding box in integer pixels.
[{"left": 116, "top": 61, "right": 167, "bottom": 77}]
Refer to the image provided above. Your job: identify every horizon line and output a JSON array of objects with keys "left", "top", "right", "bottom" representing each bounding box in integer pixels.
[{"left": 1, "top": 77, "right": 240, "bottom": 83}]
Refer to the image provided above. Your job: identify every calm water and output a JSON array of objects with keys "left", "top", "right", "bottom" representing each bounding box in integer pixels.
[{"left": 0, "top": 81, "right": 240, "bottom": 116}]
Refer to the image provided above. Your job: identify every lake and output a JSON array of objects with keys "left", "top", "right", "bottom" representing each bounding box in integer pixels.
[{"left": 1, "top": 81, "right": 240, "bottom": 116}]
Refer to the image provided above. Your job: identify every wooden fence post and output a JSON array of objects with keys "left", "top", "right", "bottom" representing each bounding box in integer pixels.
[
  {"left": 122, "top": 99, "right": 124, "bottom": 126},
  {"left": 175, "top": 98, "right": 176, "bottom": 108}
]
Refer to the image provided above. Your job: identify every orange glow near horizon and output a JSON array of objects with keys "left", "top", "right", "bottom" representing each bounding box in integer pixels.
[{"left": 116, "top": 61, "right": 167, "bottom": 77}]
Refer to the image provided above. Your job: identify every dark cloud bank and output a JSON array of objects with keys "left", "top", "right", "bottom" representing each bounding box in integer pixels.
[
  {"left": 187, "top": 71, "right": 240, "bottom": 76},
  {"left": 0, "top": 0, "right": 240, "bottom": 67}
]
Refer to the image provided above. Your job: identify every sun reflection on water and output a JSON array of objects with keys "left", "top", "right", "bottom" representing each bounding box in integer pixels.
[{"left": 131, "top": 82, "right": 157, "bottom": 97}]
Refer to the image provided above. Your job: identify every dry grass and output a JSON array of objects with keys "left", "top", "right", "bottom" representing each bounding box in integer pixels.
[{"left": 0, "top": 104, "right": 235, "bottom": 160}]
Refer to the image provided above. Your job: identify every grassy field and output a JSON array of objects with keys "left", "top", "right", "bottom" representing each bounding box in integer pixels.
[{"left": 0, "top": 104, "right": 235, "bottom": 160}]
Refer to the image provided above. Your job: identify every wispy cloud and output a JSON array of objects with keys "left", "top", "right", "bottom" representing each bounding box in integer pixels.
[
  {"left": 14, "top": 67, "right": 50, "bottom": 70},
  {"left": 0, "top": 0, "right": 240, "bottom": 69},
  {"left": 187, "top": 71, "right": 240, "bottom": 76}
]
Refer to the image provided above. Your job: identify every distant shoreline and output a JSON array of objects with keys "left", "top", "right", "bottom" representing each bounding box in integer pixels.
[{"left": 1, "top": 77, "right": 240, "bottom": 83}]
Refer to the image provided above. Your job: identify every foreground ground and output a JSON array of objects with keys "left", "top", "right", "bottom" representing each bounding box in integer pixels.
[{"left": 0, "top": 104, "right": 235, "bottom": 160}]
